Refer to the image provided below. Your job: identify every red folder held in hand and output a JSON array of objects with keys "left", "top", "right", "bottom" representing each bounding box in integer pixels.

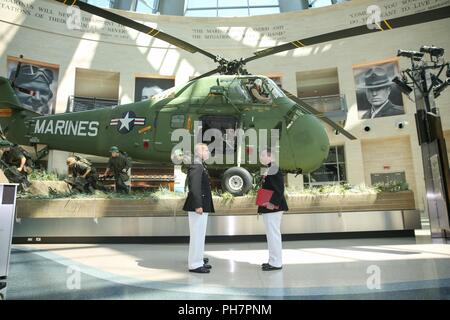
[{"left": 256, "top": 189, "right": 278, "bottom": 208}]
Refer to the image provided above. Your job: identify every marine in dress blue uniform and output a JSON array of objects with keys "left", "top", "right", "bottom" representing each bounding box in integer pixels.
[{"left": 182, "top": 143, "right": 215, "bottom": 273}]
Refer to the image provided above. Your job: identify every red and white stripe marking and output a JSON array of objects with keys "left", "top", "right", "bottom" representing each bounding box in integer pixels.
[
  {"left": 110, "top": 118, "right": 146, "bottom": 126},
  {"left": 134, "top": 118, "right": 145, "bottom": 125}
]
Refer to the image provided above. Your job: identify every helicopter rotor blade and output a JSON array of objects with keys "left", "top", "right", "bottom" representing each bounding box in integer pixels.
[
  {"left": 282, "top": 89, "right": 357, "bottom": 140},
  {"left": 189, "top": 67, "right": 222, "bottom": 82},
  {"left": 53, "top": 0, "right": 218, "bottom": 61},
  {"left": 243, "top": 6, "right": 450, "bottom": 64}
]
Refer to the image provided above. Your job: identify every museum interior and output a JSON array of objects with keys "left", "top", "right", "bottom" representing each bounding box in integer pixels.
[{"left": 0, "top": 0, "right": 449, "bottom": 301}]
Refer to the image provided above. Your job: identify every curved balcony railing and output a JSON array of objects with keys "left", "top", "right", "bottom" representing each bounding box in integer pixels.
[
  {"left": 66, "top": 95, "right": 119, "bottom": 113},
  {"left": 301, "top": 94, "right": 348, "bottom": 122}
]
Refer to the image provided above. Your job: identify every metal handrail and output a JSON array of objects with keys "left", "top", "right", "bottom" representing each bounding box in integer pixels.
[
  {"left": 66, "top": 95, "right": 119, "bottom": 113},
  {"left": 301, "top": 94, "right": 348, "bottom": 113}
]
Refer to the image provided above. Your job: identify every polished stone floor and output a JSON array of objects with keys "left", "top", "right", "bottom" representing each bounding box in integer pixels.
[{"left": 5, "top": 235, "right": 450, "bottom": 299}]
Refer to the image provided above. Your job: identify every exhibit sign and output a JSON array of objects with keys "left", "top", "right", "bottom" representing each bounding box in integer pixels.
[
  {"left": 0, "top": 0, "right": 448, "bottom": 49},
  {"left": 0, "top": 184, "right": 18, "bottom": 300},
  {"left": 174, "top": 165, "right": 187, "bottom": 193}
]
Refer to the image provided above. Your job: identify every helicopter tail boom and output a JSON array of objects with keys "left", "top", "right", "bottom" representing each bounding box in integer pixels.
[
  {"left": 0, "top": 76, "right": 26, "bottom": 111},
  {"left": 0, "top": 76, "right": 42, "bottom": 144}
]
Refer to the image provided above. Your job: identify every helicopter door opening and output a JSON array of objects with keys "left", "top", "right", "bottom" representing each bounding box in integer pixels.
[
  {"left": 199, "top": 115, "right": 237, "bottom": 158},
  {"left": 154, "top": 107, "right": 185, "bottom": 152}
]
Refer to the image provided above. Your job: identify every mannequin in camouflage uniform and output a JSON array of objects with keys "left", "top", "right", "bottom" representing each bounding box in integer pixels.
[
  {"left": 102, "top": 146, "right": 131, "bottom": 194},
  {"left": 0, "top": 140, "right": 31, "bottom": 188},
  {"left": 66, "top": 156, "right": 106, "bottom": 193}
]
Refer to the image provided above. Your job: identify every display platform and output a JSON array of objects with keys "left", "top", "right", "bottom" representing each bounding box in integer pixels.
[
  {"left": 12, "top": 190, "right": 420, "bottom": 243},
  {"left": 12, "top": 209, "right": 421, "bottom": 243}
]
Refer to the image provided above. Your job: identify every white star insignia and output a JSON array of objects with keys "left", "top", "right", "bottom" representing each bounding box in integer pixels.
[{"left": 119, "top": 112, "right": 134, "bottom": 131}]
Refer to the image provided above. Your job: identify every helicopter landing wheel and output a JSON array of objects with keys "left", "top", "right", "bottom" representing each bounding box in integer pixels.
[
  {"left": 222, "top": 167, "right": 253, "bottom": 196},
  {"left": 229, "top": 175, "right": 244, "bottom": 191}
]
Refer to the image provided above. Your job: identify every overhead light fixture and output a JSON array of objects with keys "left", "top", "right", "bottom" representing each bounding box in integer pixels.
[
  {"left": 433, "top": 78, "right": 450, "bottom": 98},
  {"left": 392, "top": 76, "right": 413, "bottom": 95},
  {"left": 420, "top": 45, "right": 445, "bottom": 59},
  {"left": 397, "top": 49, "right": 424, "bottom": 61},
  {"left": 430, "top": 74, "right": 443, "bottom": 86},
  {"left": 396, "top": 121, "right": 407, "bottom": 129},
  {"left": 430, "top": 73, "right": 449, "bottom": 98}
]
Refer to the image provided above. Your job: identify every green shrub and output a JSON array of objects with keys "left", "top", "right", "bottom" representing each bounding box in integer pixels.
[
  {"left": 373, "top": 181, "right": 409, "bottom": 192},
  {"left": 150, "top": 187, "right": 185, "bottom": 200},
  {"left": 28, "top": 170, "right": 60, "bottom": 181},
  {"left": 220, "top": 192, "right": 234, "bottom": 201},
  {"left": 19, "top": 180, "right": 409, "bottom": 200},
  {"left": 288, "top": 183, "right": 382, "bottom": 196}
]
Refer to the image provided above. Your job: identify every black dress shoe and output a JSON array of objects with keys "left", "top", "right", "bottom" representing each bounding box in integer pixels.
[
  {"left": 203, "top": 264, "right": 212, "bottom": 269},
  {"left": 262, "top": 264, "right": 282, "bottom": 271},
  {"left": 261, "top": 263, "right": 270, "bottom": 268},
  {"left": 203, "top": 258, "right": 209, "bottom": 264},
  {"left": 189, "top": 266, "right": 210, "bottom": 273}
]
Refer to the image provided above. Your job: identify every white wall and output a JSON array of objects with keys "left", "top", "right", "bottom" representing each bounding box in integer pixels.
[{"left": 0, "top": 0, "right": 449, "bottom": 210}]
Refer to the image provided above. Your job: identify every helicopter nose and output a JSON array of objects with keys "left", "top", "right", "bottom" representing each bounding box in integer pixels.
[{"left": 283, "top": 114, "right": 330, "bottom": 173}]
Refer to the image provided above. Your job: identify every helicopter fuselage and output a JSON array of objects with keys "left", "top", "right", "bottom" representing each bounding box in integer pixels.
[{"left": 1, "top": 75, "right": 330, "bottom": 174}]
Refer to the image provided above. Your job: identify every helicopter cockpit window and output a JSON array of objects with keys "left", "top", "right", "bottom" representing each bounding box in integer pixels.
[
  {"left": 265, "top": 78, "right": 285, "bottom": 99},
  {"left": 171, "top": 114, "right": 185, "bottom": 128},
  {"left": 151, "top": 86, "right": 177, "bottom": 100},
  {"left": 245, "top": 78, "right": 273, "bottom": 104},
  {"left": 224, "top": 79, "right": 253, "bottom": 104}
]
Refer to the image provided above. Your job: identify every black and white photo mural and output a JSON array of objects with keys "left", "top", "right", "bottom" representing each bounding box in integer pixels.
[
  {"left": 7, "top": 57, "right": 59, "bottom": 115},
  {"left": 134, "top": 77, "right": 175, "bottom": 102},
  {"left": 353, "top": 59, "right": 404, "bottom": 119}
]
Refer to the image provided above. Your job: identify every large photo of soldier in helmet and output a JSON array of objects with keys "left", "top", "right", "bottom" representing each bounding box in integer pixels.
[
  {"left": 7, "top": 57, "right": 59, "bottom": 115},
  {"left": 134, "top": 77, "right": 174, "bottom": 102},
  {"left": 353, "top": 59, "right": 404, "bottom": 119}
]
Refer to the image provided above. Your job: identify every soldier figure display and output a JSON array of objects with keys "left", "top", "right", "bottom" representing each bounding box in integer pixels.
[
  {"left": 66, "top": 156, "right": 107, "bottom": 194},
  {"left": 101, "top": 146, "right": 131, "bottom": 194},
  {"left": 0, "top": 139, "right": 32, "bottom": 190}
]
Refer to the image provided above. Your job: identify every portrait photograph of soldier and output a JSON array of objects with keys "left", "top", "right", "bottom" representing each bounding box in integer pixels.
[
  {"left": 7, "top": 57, "right": 59, "bottom": 115},
  {"left": 353, "top": 60, "right": 404, "bottom": 119},
  {"left": 134, "top": 77, "right": 174, "bottom": 102}
]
